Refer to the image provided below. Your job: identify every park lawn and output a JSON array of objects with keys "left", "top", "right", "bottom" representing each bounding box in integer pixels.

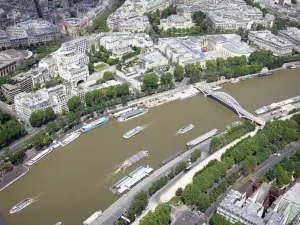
[{"left": 94, "top": 63, "right": 107, "bottom": 71}]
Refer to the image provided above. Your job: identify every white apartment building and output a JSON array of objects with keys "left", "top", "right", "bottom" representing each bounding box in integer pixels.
[
  {"left": 55, "top": 47, "right": 89, "bottom": 86},
  {"left": 100, "top": 32, "right": 153, "bottom": 50},
  {"left": 39, "top": 55, "right": 58, "bottom": 76},
  {"left": 107, "top": 0, "right": 169, "bottom": 32},
  {"left": 14, "top": 84, "right": 69, "bottom": 120},
  {"left": 248, "top": 30, "right": 293, "bottom": 56},
  {"left": 159, "top": 14, "right": 195, "bottom": 30},
  {"left": 61, "top": 65, "right": 89, "bottom": 87},
  {"left": 118, "top": 16, "right": 151, "bottom": 32},
  {"left": 26, "top": 67, "right": 51, "bottom": 86},
  {"left": 206, "top": 4, "right": 274, "bottom": 31},
  {"left": 14, "top": 90, "right": 51, "bottom": 120},
  {"left": 278, "top": 27, "right": 300, "bottom": 52},
  {"left": 59, "top": 37, "right": 90, "bottom": 54}
]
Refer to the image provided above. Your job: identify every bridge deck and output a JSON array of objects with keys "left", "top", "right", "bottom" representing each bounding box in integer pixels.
[{"left": 195, "top": 85, "right": 265, "bottom": 126}]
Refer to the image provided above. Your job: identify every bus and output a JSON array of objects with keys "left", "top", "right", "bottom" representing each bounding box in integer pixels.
[
  {"left": 184, "top": 165, "right": 193, "bottom": 172},
  {"left": 120, "top": 216, "right": 131, "bottom": 223}
]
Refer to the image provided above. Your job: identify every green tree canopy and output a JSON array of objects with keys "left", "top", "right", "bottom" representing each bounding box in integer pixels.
[
  {"left": 141, "top": 73, "right": 159, "bottom": 92},
  {"left": 67, "top": 96, "right": 84, "bottom": 113},
  {"left": 103, "top": 71, "right": 114, "bottom": 81},
  {"left": 173, "top": 65, "right": 184, "bottom": 82}
]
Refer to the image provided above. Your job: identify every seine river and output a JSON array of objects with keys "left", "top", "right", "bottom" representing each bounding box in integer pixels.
[{"left": 0, "top": 69, "right": 300, "bottom": 225}]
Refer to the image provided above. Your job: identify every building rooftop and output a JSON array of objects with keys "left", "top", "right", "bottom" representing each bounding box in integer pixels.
[
  {"left": 2, "top": 83, "right": 19, "bottom": 91},
  {"left": 139, "top": 51, "right": 167, "bottom": 64},
  {"left": 279, "top": 27, "right": 300, "bottom": 40},
  {"left": 59, "top": 17, "right": 88, "bottom": 27},
  {"left": 12, "top": 72, "right": 32, "bottom": 82},
  {"left": 249, "top": 30, "right": 293, "bottom": 47},
  {"left": 223, "top": 41, "right": 255, "bottom": 54}
]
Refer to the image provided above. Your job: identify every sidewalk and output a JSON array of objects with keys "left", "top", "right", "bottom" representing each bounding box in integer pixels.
[{"left": 0, "top": 165, "right": 29, "bottom": 192}]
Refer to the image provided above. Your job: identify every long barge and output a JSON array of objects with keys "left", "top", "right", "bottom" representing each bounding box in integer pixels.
[
  {"left": 113, "top": 107, "right": 137, "bottom": 118},
  {"left": 186, "top": 129, "right": 218, "bottom": 149},
  {"left": 117, "top": 108, "right": 148, "bottom": 122},
  {"left": 81, "top": 117, "right": 109, "bottom": 132},
  {"left": 60, "top": 131, "right": 81, "bottom": 146},
  {"left": 159, "top": 151, "right": 183, "bottom": 167},
  {"left": 27, "top": 147, "right": 53, "bottom": 166},
  {"left": 119, "top": 150, "right": 149, "bottom": 170},
  {"left": 110, "top": 165, "right": 153, "bottom": 195},
  {"left": 255, "top": 96, "right": 300, "bottom": 115}
]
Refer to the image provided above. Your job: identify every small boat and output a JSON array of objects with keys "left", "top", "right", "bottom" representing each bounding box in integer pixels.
[
  {"left": 177, "top": 124, "right": 194, "bottom": 134},
  {"left": 10, "top": 198, "right": 33, "bottom": 214},
  {"left": 231, "top": 78, "right": 239, "bottom": 84},
  {"left": 54, "top": 222, "right": 64, "bottom": 225},
  {"left": 123, "top": 126, "right": 143, "bottom": 139},
  {"left": 211, "top": 86, "right": 221, "bottom": 91},
  {"left": 290, "top": 64, "right": 300, "bottom": 69},
  {"left": 180, "top": 93, "right": 196, "bottom": 100},
  {"left": 258, "top": 71, "right": 273, "bottom": 77}
]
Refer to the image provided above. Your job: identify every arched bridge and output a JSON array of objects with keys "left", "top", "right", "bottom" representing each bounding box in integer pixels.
[{"left": 195, "top": 85, "right": 266, "bottom": 126}]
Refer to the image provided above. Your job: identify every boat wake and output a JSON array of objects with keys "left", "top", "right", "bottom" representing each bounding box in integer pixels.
[
  {"left": 32, "top": 192, "right": 43, "bottom": 202},
  {"left": 142, "top": 123, "right": 151, "bottom": 130},
  {"left": 97, "top": 169, "right": 121, "bottom": 186}
]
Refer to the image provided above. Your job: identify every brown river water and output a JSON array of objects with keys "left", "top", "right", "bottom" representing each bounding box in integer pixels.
[{"left": 0, "top": 69, "right": 299, "bottom": 225}]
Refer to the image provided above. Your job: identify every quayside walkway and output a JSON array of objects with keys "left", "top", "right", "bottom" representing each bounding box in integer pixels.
[{"left": 195, "top": 84, "right": 266, "bottom": 126}]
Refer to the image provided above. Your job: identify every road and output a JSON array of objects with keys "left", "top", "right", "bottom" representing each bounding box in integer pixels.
[
  {"left": 0, "top": 101, "right": 30, "bottom": 126},
  {"left": 94, "top": 140, "right": 211, "bottom": 225}
]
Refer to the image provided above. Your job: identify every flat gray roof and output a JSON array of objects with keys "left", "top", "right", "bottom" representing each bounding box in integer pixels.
[{"left": 187, "top": 129, "right": 218, "bottom": 148}]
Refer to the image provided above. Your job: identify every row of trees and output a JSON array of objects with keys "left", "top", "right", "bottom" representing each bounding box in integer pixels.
[
  {"left": 139, "top": 203, "right": 171, "bottom": 225},
  {"left": 171, "top": 114, "right": 300, "bottom": 217},
  {"left": 172, "top": 50, "right": 300, "bottom": 84},
  {"left": 0, "top": 111, "right": 27, "bottom": 147},
  {"left": 210, "top": 121, "right": 255, "bottom": 152},
  {"left": 262, "top": 151, "right": 300, "bottom": 188},
  {"left": 29, "top": 108, "right": 56, "bottom": 127},
  {"left": 222, "top": 114, "right": 300, "bottom": 168},
  {"left": 181, "top": 158, "right": 234, "bottom": 206},
  {"left": 87, "top": 0, "right": 125, "bottom": 33},
  {"left": 211, "top": 214, "right": 243, "bottom": 225},
  {"left": 141, "top": 72, "right": 174, "bottom": 93}
]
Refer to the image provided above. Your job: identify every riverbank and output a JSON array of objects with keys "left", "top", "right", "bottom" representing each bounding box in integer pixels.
[
  {"left": 0, "top": 165, "right": 29, "bottom": 192},
  {"left": 132, "top": 127, "right": 259, "bottom": 225}
]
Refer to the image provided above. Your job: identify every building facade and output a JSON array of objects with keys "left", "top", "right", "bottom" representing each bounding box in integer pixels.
[
  {"left": 58, "top": 17, "right": 89, "bottom": 37},
  {"left": 248, "top": 30, "right": 293, "bottom": 56},
  {"left": 278, "top": 27, "right": 300, "bottom": 52}
]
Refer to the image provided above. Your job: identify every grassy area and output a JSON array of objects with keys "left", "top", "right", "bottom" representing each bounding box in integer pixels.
[
  {"left": 233, "top": 173, "right": 254, "bottom": 190},
  {"left": 168, "top": 196, "right": 182, "bottom": 206},
  {"left": 94, "top": 63, "right": 107, "bottom": 71}
]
